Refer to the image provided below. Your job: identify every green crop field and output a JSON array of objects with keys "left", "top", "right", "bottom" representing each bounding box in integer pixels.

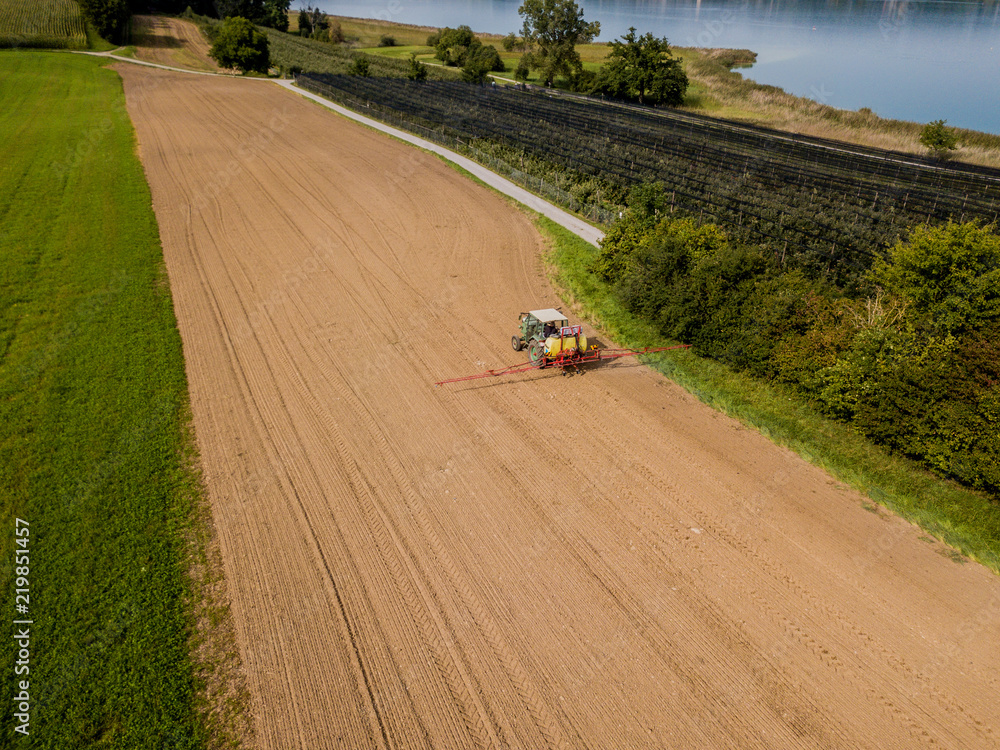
[
  {"left": 0, "top": 0, "right": 87, "bottom": 49},
  {"left": 0, "top": 51, "right": 213, "bottom": 747}
]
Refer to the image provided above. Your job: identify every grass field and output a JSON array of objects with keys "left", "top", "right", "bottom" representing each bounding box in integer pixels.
[
  {"left": 535, "top": 216, "right": 1000, "bottom": 573},
  {"left": 263, "top": 24, "right": 460, "bottom": 79},
  {"left": 0, "top": 51, "right": 242, "bottom": 747},
  {"left": 0, "top": 0, "right": 87, "bottom": 49}
]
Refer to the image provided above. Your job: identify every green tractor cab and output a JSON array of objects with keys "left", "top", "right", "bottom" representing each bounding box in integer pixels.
[{"left": 513, "top": 309, "right": 588, "bottom": 366}]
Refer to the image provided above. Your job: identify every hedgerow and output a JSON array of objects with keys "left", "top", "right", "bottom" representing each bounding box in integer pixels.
[{"left": 600, "top": 203, "right": 1000, "bottom": 495}]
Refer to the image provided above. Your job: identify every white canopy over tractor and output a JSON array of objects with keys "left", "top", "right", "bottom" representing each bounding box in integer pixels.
[{"left": 528, "top": 309, "right": 568, "bottom": 324}]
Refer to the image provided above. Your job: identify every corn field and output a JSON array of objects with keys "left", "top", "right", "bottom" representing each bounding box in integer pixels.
[{"left": 0, "top": 0, "right": 87, "bottom": 49}]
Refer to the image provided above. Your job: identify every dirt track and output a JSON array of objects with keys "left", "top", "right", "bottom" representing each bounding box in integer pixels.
[
  {"left": 116, "top": 65, "right": 1000, "bottom": 749},
  {"left": 131, "top": 15, "right": 218, "bottom": 72}
]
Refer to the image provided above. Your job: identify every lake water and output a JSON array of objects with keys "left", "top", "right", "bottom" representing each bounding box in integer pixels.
[{"left": 315, "top": 0, "right": 1000, "bottom": 134}]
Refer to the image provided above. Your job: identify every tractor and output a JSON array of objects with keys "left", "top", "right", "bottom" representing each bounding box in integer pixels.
[
  {"left": 512, "top": 309, "right": 590, "bottom": 367},
  {"left": 434, "top": 309, "right": 690, "bottom": 385}
]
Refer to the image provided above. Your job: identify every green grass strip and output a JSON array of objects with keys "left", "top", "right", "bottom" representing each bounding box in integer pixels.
[
  {"left": 0, "top": 50, "right": 207, "bottom": 747},
  {"left": 538, "top": 216, "right": 1000, "bottom": 574}
]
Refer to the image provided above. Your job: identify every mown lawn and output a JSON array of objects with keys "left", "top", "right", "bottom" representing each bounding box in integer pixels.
[{"left": 0, "top": 50, "right": 207, "bottom": 748}]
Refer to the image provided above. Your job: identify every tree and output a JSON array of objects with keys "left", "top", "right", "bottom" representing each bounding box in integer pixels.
[
  {"left": 209, "top": 16, "right": 270, "bottom": 73},
  {"left": 295, "top": 5, "right": 329, "bottom": 39},
  {"left": 260, "top": 0, "right": 289, "bottom": 31},
  {"left": 517, "top": 0, "right": 599, "bottom": 87},
  {"left": 431, "top": 25, "right": 477, "bottom": 66},
  {"left": 407, "top": 53, "right": 428, "bottom": 81},
  {"left": 427, "top": 26, "right": 505, "bottom": 73},
  {"left": 461, "top": 45, "right": 504, "bottom": 83},
  {"left": 920, "top": 119, "right": 960, "bottom": 160},
  {"left": 297, "top": 6, "right": 310, "bottom": 36},
  {"left": 78, "top": 0, "right": 131, "bottom": 44},
  {"left": 595, "top": 27, "right": 688, "bottom": 106},
  {"left": 216, "top": 0, "right": 264, "bottom": 21}
]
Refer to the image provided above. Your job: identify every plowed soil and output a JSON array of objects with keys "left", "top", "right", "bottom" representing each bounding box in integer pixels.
[
  {"left": 131, "top": 15, "right": 218, "bottom": 72},
  {"left": 116, "top": 65, "right": 1000, "bottom": 749}
]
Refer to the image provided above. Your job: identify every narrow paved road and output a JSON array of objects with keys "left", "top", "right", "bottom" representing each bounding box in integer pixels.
[{"left": 79, "top": 49, "right": 604, "bottom": 246}]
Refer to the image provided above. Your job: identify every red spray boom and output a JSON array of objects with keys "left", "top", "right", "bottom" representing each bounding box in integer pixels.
[{"left": 434, "top": 344, "right": 690, "bottom": 386}]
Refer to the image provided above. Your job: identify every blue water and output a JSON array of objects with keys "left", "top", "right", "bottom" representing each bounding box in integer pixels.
[{"left": 315, "top": 0, "right": 1000, "bottom": 134}]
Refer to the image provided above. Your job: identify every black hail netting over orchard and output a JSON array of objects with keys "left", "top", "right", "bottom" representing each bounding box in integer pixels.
[{"left": 299, "top": 74, "right": 1000, "bottom": 286}]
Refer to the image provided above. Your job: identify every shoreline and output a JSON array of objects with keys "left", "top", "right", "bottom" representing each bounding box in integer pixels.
[{"left": 324, "top": 12, "right": 1000, "bottom": 168}]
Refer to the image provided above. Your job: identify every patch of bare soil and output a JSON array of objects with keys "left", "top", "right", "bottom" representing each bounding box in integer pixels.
[
  {"left": 116, "top": 65, "right": 1000, "bottom": 749},
  {"left": 131, "top": 15, "right": 218, "bottom": 72}
]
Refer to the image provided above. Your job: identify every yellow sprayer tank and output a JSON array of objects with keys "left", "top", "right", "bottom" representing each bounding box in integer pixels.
[{"left": 545, "top": 331, "right": 587, "bottom": 356}]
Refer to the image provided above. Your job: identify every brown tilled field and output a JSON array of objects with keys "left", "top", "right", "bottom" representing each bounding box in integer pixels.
[
  {"left": 116, "top": 65, "right": 1000, "bottom": 749},
  {"left": 130, "top": 15, "right": 218, "bottom": 72}
]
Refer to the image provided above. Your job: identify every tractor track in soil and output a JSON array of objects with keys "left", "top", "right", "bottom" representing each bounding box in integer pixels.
[
  {"left": 115, "top": 64, "right": 1000, "bottom": 749},
  {"left": 130, "top": 15, "right": 219, "bottom": 72}
]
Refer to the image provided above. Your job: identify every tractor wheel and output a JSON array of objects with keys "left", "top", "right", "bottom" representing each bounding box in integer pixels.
[
  {"left": 528, "top": 341, "right": 545, "bottom": 366},
  {"left": 511, "top": 335, "right": 522, "bottom": 352}
]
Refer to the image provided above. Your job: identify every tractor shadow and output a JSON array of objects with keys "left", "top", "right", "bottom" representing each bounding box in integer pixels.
[{"left": 132, "top": 29, "right": 184, "bottom": 48}]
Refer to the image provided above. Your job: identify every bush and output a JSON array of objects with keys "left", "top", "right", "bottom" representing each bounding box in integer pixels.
[
  {"left": 464, "top": 43, "right": 504, "bottom": 73},
  {"left": 378, "top": 34, "right": 396, "bottom": 47},
  {"left": 920, "top": 119, "right": 960, "bottom": 159},
  {"left": 618, "top": 221, "right": 774, "bottom": 368},
  {"left": 78, "top": 0, "right": 131, "bottom": 44},
  {"left": 347, "top": 55, "right": 369, "bottom": 76},
  {"left": 869, "top": 221, "right": 1000, "bottom": 334},
  {"left": 593, "top": 182, "right": 669, "bottom": 282},
  {"left": 209, "top": 16, "right": 269, "bottom": 73},
  {"left": 502, "top": 32, "right": 522, "bottom": 52},
  {"left": 461, "top": 61, "right": 490, "bottom": 84},
  {"left": 200, "top": 16, "right": 221, "bottom": 42},
  {"left": 845, "top": 326, "right": 1000, "bottom": 493},
  {"left": 260, "top": 0, "right": 289, "bottom": 31},
  {"left": 599, "top": 197, "right": 1000, "bottom": 494},
  {"left": 407, "top": 53, "right": 428, "bottom": 81},
  {"left": 570, "top": 68, "right": 599, "bottom": 93},
  {"left": 307, "top": 19, "right": 342, "bottom": 43}
]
